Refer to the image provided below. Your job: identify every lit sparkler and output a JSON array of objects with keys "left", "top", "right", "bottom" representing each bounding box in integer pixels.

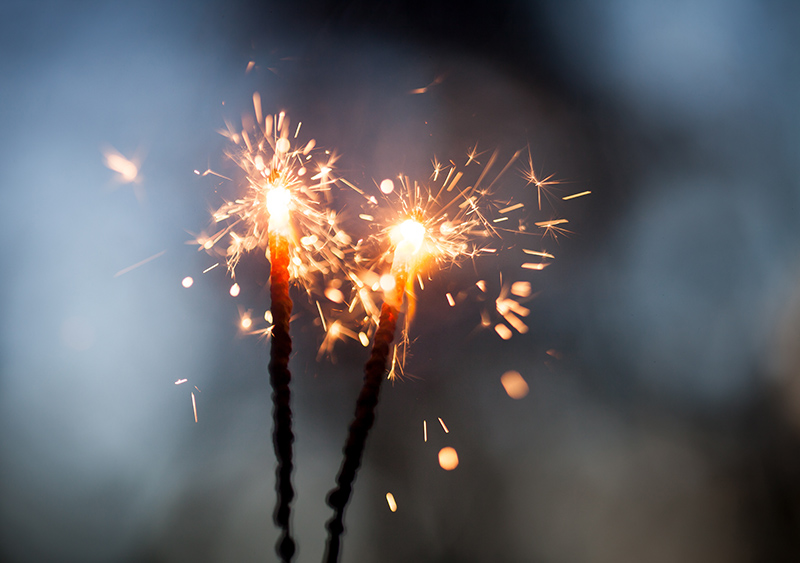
[
  {"left": 197, "top": 97, "right": 352, "bottom": 563},
  {"left": 324, "top": 154, "right": 514, "bottom": 562}
]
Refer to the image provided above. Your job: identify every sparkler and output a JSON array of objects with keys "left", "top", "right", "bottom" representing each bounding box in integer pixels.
[
  {"left": 198, "top": 98, "right": 348, "bottom": 563},
  {"left": 324, "top": 156, "right": 509, "bottom": 562}
]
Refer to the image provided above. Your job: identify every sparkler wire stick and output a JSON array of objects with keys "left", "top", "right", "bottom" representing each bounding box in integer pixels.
[
  {"left": 324, "top": 220, "right": 423, "bottom": 563},
  {"left": 268, "top": 228, "right": 296, "bottom": 562},
  {"left": 323, "top": 275, "right": 405, "bottom": 563},
  {"left": 200, "top": 104, "right": 362, "bottom": 560}
]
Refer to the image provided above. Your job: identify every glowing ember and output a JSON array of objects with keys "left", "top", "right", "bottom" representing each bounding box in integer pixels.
[
  {"left": 500, "top": 370, "right": 529, "bottom": 399},
  {"left": 181, "top": 276, "right": 194, "bottom": 288},
  {"left": 385, "top": 493, "right": 398, "bottom": 512},
  {"left": 438, "top": 447, "right": 459, "bottom": 470}
]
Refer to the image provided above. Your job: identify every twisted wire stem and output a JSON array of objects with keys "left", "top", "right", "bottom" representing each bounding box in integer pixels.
[
  {"left": 323, "top": 283, "right": 403, "bottom": 563},
  {"left": 268, "top": 232, "right": 296, "bottom": 562}
]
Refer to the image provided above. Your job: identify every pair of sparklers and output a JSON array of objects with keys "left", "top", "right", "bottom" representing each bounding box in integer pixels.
[{"left": 196, "top": 95, "right": 584, "bottom": 562}]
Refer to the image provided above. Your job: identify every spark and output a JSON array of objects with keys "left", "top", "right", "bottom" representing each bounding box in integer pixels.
[
  {"left": 174, "top": 378, "right": 188, "bottom": 385},
  {"left": 438, "top": 417, "right": 449, "bottom": 433},
  {"left": 240, "top": 311, "right": 253, "bottom": 330},
  {"left": 181, "top": 276, "right": 194, "bottom": 288},
  {"left": 423, "top": 420, "right": 428, "bottom": 442},
  {"left": 202, "top": 263, "right": 220, "bottom": 273},
  {"left": 562, "top": 190, "right": 591, "bottom": 200},
  {"left": 113, "top": 250, "right": 166, "bottom": 278},
  {"left": 500, "top": 370, "right": 529, "bottom": 399},
  {"left": 495, "top": 324, "right": 513, "bottom": 340},
  {"left": 446, "top": 292, "right": 455, "bottom": 306},
  {"left": 379, "top": 179, "right": 394, "bottom": 194},
  {"left": 522, "top": 263, "right": 550, "bottom": 271},
  {"left": 193, "top": 168, "right": 232, "bottom": 181},
  {"left": 385, "top": 493, "right": 398, "bottom": 512},
  {"left": 408, "top": 74, "right": 444, "bottom": 95},
  {"left": 229, "top": 283, "right": 240, "bottom": 297},
  {"left": 465, "top": 143, "right": 485, "bottom": 166},
  {"left": 191, "top": 392, "right": 198, "bottom": 423},
  {"left": 103, "top": 147, "right": 139, "bottom": 183},
  {"left": 438, "top": 447, "right": 459, "bottom": 470},
  {"left": 535, "top": 218, "right": 571, "bottom": 240},
  {"left": 510, "top": 281, "right": 532, "bottom": 298},
  {"left": 522, "top": 147, "right": 560, "bottom": 210},
  {"left": 546, "top": 349, "right": 563, "bottom": 359},
  {"left": 534, "top": 219, "right": 569, "bottom": 228},
  {"left": 523, "top": 249, "right": 554, "bottom": 259},
  {"left": 498, "top": 202, "right": 524, "bottom": 214}
]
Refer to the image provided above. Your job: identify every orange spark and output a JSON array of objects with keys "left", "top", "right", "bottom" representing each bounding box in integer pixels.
[
  {"left": 438, "top": 447, "right": 459, "bottom": 470},
  {"left": 385, "top": 493, "right": 398, "bottom": 512},
  {"left": 500, "top": 370, "right": 529, "bottom": 399}
]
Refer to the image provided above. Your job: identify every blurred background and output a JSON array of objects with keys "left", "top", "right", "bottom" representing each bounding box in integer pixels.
[{"left": 2, "top": 0, "right": 800, "bottom": 561}]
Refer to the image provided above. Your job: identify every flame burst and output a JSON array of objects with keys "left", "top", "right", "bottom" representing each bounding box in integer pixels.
[
  {"left": 196, "top": 100, "right": 352, "bottom": 292},
  {"left": 353, "top": 151, "right": 525, "bottom": 378}
]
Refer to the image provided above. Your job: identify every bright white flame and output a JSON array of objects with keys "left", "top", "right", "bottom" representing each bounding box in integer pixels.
[
  {"left": 379, "top": 274, "right": 396, "bottom": 292},
  {"left": 230, "top": 283, "right": 240, "bottom": 297},
  {"left": 391, "top": 219, "right": 426, "bottom": 263},
  {"left": 267, "top": 187, "right": 291, "bottom": 230}
]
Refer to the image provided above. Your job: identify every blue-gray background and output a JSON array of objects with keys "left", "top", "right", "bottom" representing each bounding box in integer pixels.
[{"left": 2, "top": 1, "right": 800, "bottom": 561}]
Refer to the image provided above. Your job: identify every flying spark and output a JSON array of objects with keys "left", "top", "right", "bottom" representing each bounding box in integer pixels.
[{"left": 113, "top": 250, "right": 166, "bottom": 278}]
